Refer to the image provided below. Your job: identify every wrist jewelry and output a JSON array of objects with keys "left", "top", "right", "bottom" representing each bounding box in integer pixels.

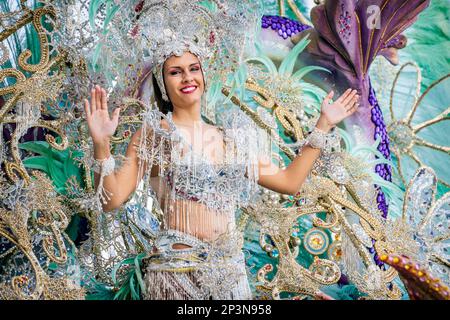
[
  {"left": 93, "top": 155, "right": 115, "bottom": 176},
  {"left": 92, "top": 155, "right": 115, "bottom": 207},
  {"left": 306, "top": 126, "right": 340, "bottom": 153}
]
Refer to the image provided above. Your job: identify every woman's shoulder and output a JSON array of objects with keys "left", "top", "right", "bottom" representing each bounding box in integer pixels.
[
  {"left": 141, "top": 108, "right": 178, "bottom": 138},
  {"left": 203, "top": 122, "right": 224, "bottom": 132},
  {"left": 159, "top": 118, "right": 171, "bottom": 131},
  {"left": 131, "top": 118, "right": 171, "bottom": 137}
]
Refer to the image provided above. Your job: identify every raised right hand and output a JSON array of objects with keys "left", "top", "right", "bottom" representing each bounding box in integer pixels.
[{"left": 84, "top": 85, "right": 121, "bottom": 145}]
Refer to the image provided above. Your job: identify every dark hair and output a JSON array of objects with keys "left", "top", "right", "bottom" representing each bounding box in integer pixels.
[{"left": 152, "top": 73, "right": 173, "bottom": 114}]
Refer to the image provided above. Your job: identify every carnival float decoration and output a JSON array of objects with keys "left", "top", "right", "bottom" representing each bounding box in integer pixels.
[{"left": 0, "top": 0, "right": 448, "bottom": 300}]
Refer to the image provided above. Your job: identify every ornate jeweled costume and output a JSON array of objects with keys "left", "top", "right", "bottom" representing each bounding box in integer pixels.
[
  {"left": 85, "top": 0, "right": 265, "bottom": 299},
  {"left": 2, "top": 0, "right": 447, "bottom": 302},
  {"left": 135, "top": 107, "right": 269, "bottom": 299}
]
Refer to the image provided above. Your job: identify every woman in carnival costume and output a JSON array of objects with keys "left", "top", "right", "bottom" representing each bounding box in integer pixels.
[{"left": 84, "top": 0, "right": 360, "bottom": 299}]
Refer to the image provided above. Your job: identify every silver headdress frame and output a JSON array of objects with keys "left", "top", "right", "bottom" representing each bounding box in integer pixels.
[
  {"left": 132, "top": 0, "right": 260, "bottom": 107},
  {"left": 151, "top": 38, "right": 209, "bottom": 101}
]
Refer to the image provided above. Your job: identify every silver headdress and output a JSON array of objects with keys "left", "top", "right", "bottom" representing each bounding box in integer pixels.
[
  {"left": 139, "top": 0, "right": 212, "bottom": 101},
  {"left": 132, "top": 0, "right": 260, "bottom": 102}
]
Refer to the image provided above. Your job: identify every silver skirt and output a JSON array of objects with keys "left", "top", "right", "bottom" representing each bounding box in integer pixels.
[{"left": 143, "top": 229, "right": 252, "bottom": 300}]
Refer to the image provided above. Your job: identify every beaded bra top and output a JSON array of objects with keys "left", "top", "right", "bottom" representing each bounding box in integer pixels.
[{"left": 138, "top": 108, "right": 269, "bottom": 215}]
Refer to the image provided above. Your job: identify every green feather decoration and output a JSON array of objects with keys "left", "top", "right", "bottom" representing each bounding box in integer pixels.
[{"left": 278, "top": 35, "right": 310, "bottom": 77}]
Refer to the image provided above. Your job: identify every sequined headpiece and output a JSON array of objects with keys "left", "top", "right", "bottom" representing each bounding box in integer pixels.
[
  {"left": 148, "top": 28, "right": 211, "bottom": 101},
  {"left": 132, "top": 0, "right": 260, "bottom": 102}
]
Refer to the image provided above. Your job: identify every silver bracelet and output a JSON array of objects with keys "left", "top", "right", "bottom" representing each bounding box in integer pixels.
[
  {"left": 92, "top": 155, "right": 115, "bottom": 176},
  {"left": 306, "top": 126, "right": 340, "bottom": 153}
]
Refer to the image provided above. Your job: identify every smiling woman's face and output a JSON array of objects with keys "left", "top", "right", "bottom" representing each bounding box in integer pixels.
[{"left": 163, "top": 51, "right": 205, "bottom": 108}]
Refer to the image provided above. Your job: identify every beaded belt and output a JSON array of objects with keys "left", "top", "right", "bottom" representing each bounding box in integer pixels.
[{"left": 142, "top": 229, "right": 244, "bottom": 273}]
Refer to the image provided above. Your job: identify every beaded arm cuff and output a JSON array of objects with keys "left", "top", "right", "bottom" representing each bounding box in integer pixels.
[
  {"left": 305, "top": 127, "right": 340, "bottom": 153},
  {"left": 93, "top": 155, "right": 115, "bottom": 176},
  {"left": 93, "top": 155, "right": 115, "bottom": 207}
]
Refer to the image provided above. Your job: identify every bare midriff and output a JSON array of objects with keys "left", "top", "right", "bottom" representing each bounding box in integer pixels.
[
  {"left": 150, "top": 177, "right": 235, "bottom": 250},
  {"left": 161, "top": 198, "right": 235, "bottom": 249}
]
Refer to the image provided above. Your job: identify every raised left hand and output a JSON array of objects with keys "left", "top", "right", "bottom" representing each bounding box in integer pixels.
[{"left": 316, "top": 88, "right": 360, "bottom": 132}]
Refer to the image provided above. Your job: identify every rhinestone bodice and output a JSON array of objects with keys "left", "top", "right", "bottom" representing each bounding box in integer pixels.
[
  {"left": 139, "top": 109, "right": 264, "bottom": 217},
  {"left": 161, "top": 112, "right": 257, "bottom": 213}
]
